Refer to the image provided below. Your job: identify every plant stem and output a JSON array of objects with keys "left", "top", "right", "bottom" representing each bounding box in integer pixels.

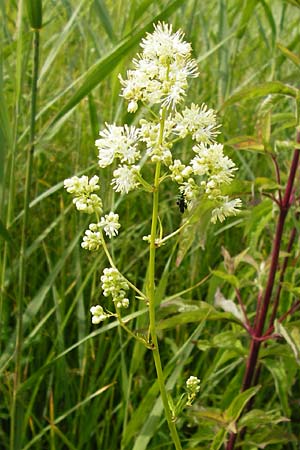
[
  {"left": 11, "top": 29, "right": 40, "bottom": 450},
  {"left": 148, "top": 109, "right": 183, "bottom": 450},
  {"left": 226, "top": 134, "right": 300, "bottom": 450}
]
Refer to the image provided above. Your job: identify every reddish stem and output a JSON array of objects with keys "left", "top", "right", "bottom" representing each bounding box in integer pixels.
[{"left": 226, "top": 133, "right": 300, "bottom": 450}]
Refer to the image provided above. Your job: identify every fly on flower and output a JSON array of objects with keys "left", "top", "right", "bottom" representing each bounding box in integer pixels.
[{"left": 176, "top": 191, "right": 187, "bottom": 214}]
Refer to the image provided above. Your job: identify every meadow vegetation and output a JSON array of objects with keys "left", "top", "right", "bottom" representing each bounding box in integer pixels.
[{"left": 1, "top": 1, "right": 300, "bottom": 449}]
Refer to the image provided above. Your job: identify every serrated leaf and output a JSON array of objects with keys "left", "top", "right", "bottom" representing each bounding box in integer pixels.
[
  {"left": 225, "top": 386, "right": 261, "bottom": 423},
  {"left": 223, "top": 81, "right": 298, "bottom": 109}
]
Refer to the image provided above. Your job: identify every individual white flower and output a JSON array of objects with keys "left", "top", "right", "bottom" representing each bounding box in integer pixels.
[
  {"left": 81, "top": 223, "right": 102, "bottom": 251},
  {"left": 90, "top": 305, "right": 108, "bottom": 324},
  {"left": 211, "top": 197, "right": 242, "bottom": 224},
  {"left": 96, "top": 123, "right": 140, "bottom": 168},
  {"left": 174, "top": 103, "right": 220, "bottom": 144},
  {"left": 64, "top": 175, "right": 103, "bottom": 214},
  {"left": 101, "top": 268, "right": 130, "bottom": 308},
  {"left": 100, "top": 212, "right": 121, "bottom": 238},
  {"left": 119, "top": 22, "right": 198, "bottom": 111},
  {"left": 111, "top": 165, "right": 140, "bottom": 194}
]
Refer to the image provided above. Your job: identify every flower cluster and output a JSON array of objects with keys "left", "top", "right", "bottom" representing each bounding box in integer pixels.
[
  {"left": 119, "top": 22, "right": 198, "bottom": 112},
  {"left": 186, "top": 376, "right": 201, "bottom": 406},
  {"left": 64, "top": 175, "right": 103, "bottom": 214},
  {"left": 90, "top": 305, "right": 109, "bottom": 324},
  {"left": 93, "top": 22, "right": 241, "bottom": 222},
  {"left": 101, "top": 268, "right": 130, "bottom": 308},
  {"left": 64, "top": 175, "right": 121, "bottom": 250}
]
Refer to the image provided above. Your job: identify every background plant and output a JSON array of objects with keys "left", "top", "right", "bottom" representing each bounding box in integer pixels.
[{"left": 1, "top": 1, "right": 300, "bottom": 449}]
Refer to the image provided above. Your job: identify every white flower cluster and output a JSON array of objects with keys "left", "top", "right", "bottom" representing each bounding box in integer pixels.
[
  {"left": 186, "top": 375, "right": 201, "bottom": 406},
  {"left": 186, "top": 375, "right": 201, "bottom": 393},
  {"left": 101, "top": 268, "right": 130, "bottom": 308},
  {"left": 64, "top": 175, "right": 103, "bottom": 214},
  {"left": 93, "top": 22, "right": 241, "bottom": 222},
  {"left": 90, "top": 304, "right": 109, "bottom": 324},
  {"left": 81, "top": 213, "right": 121, "bottom": 251},
  {"left": 119, "top": 22, "right": 198, "bottom": 112},
  {"left": 64, "top": 175, "right": 121, "bottom": 249}
]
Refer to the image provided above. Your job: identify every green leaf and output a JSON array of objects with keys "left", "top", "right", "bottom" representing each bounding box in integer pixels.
[
  {"left": 223, "top": 81, "right": 298, "bottom": 109},
  {"left": 157, "top": 301, "right": 242, "bottom": 330},
  {"left": 176, "top": 199, "right": 215, "bottom": 265},
  {"left": 211, "top": 270, "right": 240, "bottom": 288},
  {"left": 236, "top": 0, "right": 258, "bottom": 39},
  {"left": 25, "top": 0, "right": 42, "bottom": 30},
  {"left": 226, "top": 135, "right": 265, "bottom": 152},
  {"left": 277, "top": 42, "right": 300, "bottom": 69},
  {"left": 274, "top": 320, "right": 300, "bottom": 364},
  {"left": 263, "top": 358, "right": 291, "bottom": 415},
  {"left": 94, "top": 0, "right": 117, "bottom": 43},
  {"left": 225, "top": 386, "right": 261, "bottom": 423},
  {"left": 210, "top": 428, "right": 227, "bottom": 450},
  {"left": 0, "top": 219, "right": 13, "bottom": 245},
  {"left": 239, "top": 408, "right": 289, "bottom": 428}
]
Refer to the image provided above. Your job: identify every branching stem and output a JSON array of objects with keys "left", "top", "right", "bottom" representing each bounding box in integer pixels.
[{"left": 226, "top": 131, "right": 300, "bottom": 450}]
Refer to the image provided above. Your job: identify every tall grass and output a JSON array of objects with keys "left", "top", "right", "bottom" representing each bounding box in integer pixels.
[{"left": 1, "top": 1, "right": 300, "bottom": 449}]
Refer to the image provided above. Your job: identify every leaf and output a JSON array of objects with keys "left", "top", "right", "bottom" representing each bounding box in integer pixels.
[
  {"left": 222, "top": 81, "right": 298, "bottom": 109},
  {"left": 211, "top": 270, "right": 240, "bottom": 289},
  {"left": 263, "top": 358, "right": 291, "bottom": 415},
  {"left": 210, "top": 428, "right": 227, "bottom": 450},
  {"left": 94, "top": 0, "right": 117, "bottom": 43},
  {"left": 239, "top": 408, "right": 289, "bottom": 428},
  {"left": 214, "top": 288, "right": 244, "bottom": 323},
  {"left": 157, "top": 301, "right": 242, "bottom": 330},
  {"left": 274, "top": 320, "right": 300, "bottom": 364},
  {"left": 25, "top": 0, "right": 42, "bottom": 29},
  {"left": 38, "top": 1, "right": 85, "bottom": 83},
  {"left": 277, "top": 42, "right": 300, "bottom": 69},
  {"left": 0, "top": 219, "right": 13, "bottom": 245},
  {"left": 226, "top": 135, "right": 265, "bottom": 152},
  {"left": 176, "top": 199, "right": 215, "bottom": 265},
  {"left": 225, "top": 386, "right": 261, "bottom": 423},
  {"left": 236, "top": 0, "right": 258, "bottom": 39}
]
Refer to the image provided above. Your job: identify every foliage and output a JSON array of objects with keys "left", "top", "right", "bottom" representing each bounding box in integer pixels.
[{"left": 1, "top": 1, "right": 300, "bottom": 449}]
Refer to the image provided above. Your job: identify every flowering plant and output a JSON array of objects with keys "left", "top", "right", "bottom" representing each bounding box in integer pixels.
[{"left": 64, "top": 22, "right": 241, "bottom": 449}]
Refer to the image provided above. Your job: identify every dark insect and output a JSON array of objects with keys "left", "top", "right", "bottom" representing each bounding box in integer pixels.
[{"left": 176, "top": 191, "right": 187, "bottom": 213}]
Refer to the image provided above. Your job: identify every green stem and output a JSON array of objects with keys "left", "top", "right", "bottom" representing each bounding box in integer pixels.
[
  {"left": 11, "top": 29, "right": 40, "bottom": 450},
  {"left": 148, "top": 109, "right": 183, "bottom": 450}
]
